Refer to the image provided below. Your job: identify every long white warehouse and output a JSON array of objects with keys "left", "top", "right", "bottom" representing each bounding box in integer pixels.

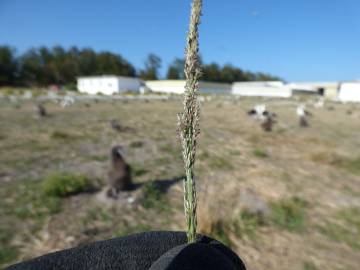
[
  {"left": 144, "top": 80, "right": 231, "bottom": 94},
  {"left": 77, "top": 75, "right": 142, "bottom": 95},
  {"left": 232, "top": 81, "right": 292, "bottom": 98}
]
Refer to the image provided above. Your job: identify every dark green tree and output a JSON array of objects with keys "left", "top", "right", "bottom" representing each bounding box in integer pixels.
[
  {"left": 0, "top": 46, "right": 18, "bottom": 86},
  {"left": 139, "top": 53, "right": 162, "bottom": 80},
  {"left": 166, "top": 58, "right": 185, "bottom": 79}
]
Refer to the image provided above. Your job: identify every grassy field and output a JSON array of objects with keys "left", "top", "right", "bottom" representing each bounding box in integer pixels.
[{"left": 0, "top": 95, "right": 360, "bottom": 270}]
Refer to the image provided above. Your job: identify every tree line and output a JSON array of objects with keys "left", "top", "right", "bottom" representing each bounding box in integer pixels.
[{"left": 0, "top": 45, "right": 281, "bottom": 87}]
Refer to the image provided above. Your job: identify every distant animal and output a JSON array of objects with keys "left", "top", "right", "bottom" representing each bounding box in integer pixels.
[
  {"left": 109, "top": 119, "right": 135, "bottom": 133},
  {"left": 247, "top": 104, "right": 270, "bottom": 120},
  {"left": 261, "top": 114, "right": 276, "bottom": 132},
  {"left": 248, "top": 104, "right": 277, "bottom": 131},
  {"left": 107, "top": 145, "right": 132, "bottom": 197},
  {"left": 110, "top": 119, "right": 122, "bottom": 132},
  {"left": 36, "top": 104, "right": 47, "bottom": 117},
  {"left": 296, "top": 105, "right": 312, "bottom": 127}
]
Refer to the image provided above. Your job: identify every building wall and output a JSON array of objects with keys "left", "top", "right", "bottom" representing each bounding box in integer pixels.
[
  {"left": 144, "top": 80, "right": 231, "bottom": 94},
  {"left": 77, "top": 76, "right": 141, "bottom": 95},
  {"left": 339, "top": 82, "right": 360, "bottom": 102},
  {"left": 116, "top": 77, "right": 142, "bottom": 92},
  {"left": 289, "top": 82, "right": 339, "bottom": 99},
  {"left": 232, "top": 81, "right": 292, "bottom": 98}
]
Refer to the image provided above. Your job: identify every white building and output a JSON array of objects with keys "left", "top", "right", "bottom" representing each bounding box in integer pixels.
[
  {"left": 288, "top": 82, "right": 339, "bottom": 99},
  {"left": 144, "top": 80, "right": 231, "bottom": 95},
  {"left": 77, "top": 75, "right": 142, "bottom": 95},
  {"left": 232, "top": 81, "right": 292, "bottom": 98},
  {"left": 338, "top": 81, "right": 360, "bottom": 102}
]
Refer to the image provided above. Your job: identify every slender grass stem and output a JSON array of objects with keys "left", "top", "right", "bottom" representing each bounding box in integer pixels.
[{"left": 178, "top": 0, "right": 203, "bottom": 244}]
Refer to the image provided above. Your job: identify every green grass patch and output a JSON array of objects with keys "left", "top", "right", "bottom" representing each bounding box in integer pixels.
[
  {"left": 208, "top": 156, "right": 233, "bottom": 170},
  {"left": 342, "top": 157, "right": 360, "bottom": 175},
  {"left": 132, "top": 165, "right": 149, "bottom": 177},
  {"left": 129, "top": 141, "right": 144, "bottom": 148},
  {"left": 140, "top": 181, "right": 169, "bottom": 211},
  {"left": 270, "top": 197, "right": 307, "bottom": 232},
  {"left": 198, "top": 150, "right": 210, "bottom": 161},
  {"left": 303, "top": 261, "right": 318, "bottom": 270},
  {"left": 42, "top": 173, "right": 91, "bottom": 197},
  {"left": 252, "top": 148, "right": 268, "bottom": 158},
  {"left": 233, "top": 210, "right": 265, "bottom": 239},
  {"left": 50, "top": 130, "right": 83, "bottom": 140},
  {"left": 318, "top": 207, "right": 360, "bottom": 250},
  {"left": 160, "top": 143, "right": 181, "bottom": 157},
  {"left": 0, "top": 180, "right": 61, "bottom": 220},
  {"left": 89, "top": 154, "right": 108, "bottom": 162},
  {"left": 0, "top": 227, "right": 19, "bottom": 266},
  {"left": 208, "top": 220, "right": 232, "bottom": 247}
]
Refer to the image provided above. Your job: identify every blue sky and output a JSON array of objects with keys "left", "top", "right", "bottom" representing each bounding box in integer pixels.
[{"left": 1, "top": 0, "right": 359, "bottom": 81}]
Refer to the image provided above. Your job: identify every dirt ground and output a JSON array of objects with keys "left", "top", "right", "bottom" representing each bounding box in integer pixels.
[{"left": 0, "top": 95, "right": 360, "bottom": 270}]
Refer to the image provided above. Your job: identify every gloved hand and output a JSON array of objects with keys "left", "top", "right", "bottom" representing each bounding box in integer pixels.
[{"left": 7, "top": 231, "right": 246, "bottom": 270}]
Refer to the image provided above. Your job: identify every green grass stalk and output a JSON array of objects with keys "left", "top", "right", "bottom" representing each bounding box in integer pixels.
[{"left": 178, "top": 0, "right": 203, "bottom": 243}]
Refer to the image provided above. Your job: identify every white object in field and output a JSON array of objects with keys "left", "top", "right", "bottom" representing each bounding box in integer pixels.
[
  {"left": 144, "top": 80, "right": 231, "bottom": 95},
  {"left": 296, "top": 105, "right": 306, "bottom": 117},
  {"left": 255, "top": 104, "right": 266, "bottom": 115},
  {"left": 232, "top": 81, "right": 292, "bottom": 98},
  {"left": 338, "top": 82, "right": 360, "bottom": 102},
  {"left": 60, "top": 96, "right": 75, "bottom": 108},
  {"left": 77, "top": 75, "right": 142, "bottom": 95}
]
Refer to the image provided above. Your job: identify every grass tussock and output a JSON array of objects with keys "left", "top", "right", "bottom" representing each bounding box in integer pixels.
[
  {"left": 42, "top": 173, "right": 91, "bottom": 197},
  {"left": 270, "top": 197, "right": 308, "bottom": 232},
  {"left": 252, "top": 148, "right": 268, "bottom": 158}
]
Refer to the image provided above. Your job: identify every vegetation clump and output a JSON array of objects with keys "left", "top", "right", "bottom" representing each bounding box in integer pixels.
[
  {"left": 141, "top": 181, "right": 168, "bottom": 211},
  {"left": 42, "top": 173, "right": 91, "bottom": 197},
  {"left": 270, "top": 197, "right": 308, "bottom": 232},
  {"left": 252, "top": 148, "right": 268, "bottom": 158}
]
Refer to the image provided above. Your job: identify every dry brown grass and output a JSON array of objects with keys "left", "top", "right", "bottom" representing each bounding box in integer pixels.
[{"left": 1, "top": 97, "right": 360, "bottom": 269}]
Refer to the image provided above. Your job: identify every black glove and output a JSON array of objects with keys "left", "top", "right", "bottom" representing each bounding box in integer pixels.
[{"left": 7, "top": 231, "right": 246, "bottom": 270}]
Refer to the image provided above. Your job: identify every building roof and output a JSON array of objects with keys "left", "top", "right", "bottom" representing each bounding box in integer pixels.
[{"left": 77, "top": 75, "right": 140, "bottom": 80}]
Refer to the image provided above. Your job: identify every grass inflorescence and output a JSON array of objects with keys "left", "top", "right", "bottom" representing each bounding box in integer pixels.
[{"left": 178, "top": 0, "right": 203, "bottom": 243}]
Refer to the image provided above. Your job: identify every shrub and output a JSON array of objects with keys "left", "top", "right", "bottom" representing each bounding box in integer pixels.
[
  {"left": 252, "top": 148, "right": 268, "bottom": 158},
  {"left": 42, "top": 173, "right": 90, "bottom": 197},
  {"left": 270, "top": 197, "right": 307, "bottom": 231}
]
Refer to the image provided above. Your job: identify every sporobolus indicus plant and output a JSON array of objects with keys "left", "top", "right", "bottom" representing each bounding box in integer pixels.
[{"left": 178, "top": 0, "right": 203, "bottom": 244}]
